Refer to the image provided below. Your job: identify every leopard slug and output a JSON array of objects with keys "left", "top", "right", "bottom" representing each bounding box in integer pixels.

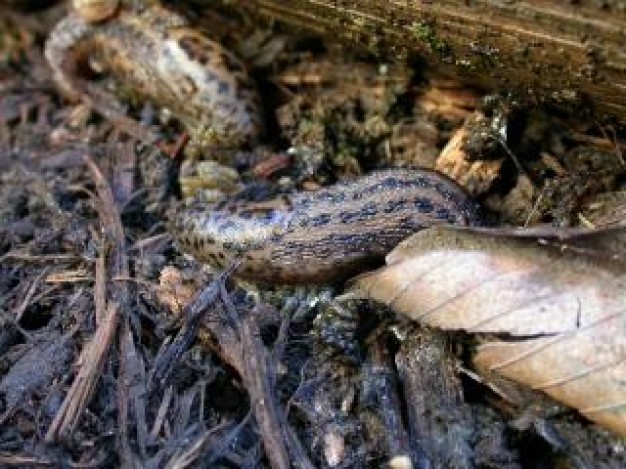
[
  {"left": 172, "top": 168, "right": 483, "bottom": 284},
  {"left": 45, "top": 1, "right": 261, "bottom": 150}
]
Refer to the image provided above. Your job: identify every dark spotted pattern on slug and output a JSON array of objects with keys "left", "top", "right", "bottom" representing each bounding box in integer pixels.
[
  {"left": 173, "top": 169, "right": 483, "bottom": 284},
  {"left": 45, "top": 3, "right": 261, "bottom": 150}
]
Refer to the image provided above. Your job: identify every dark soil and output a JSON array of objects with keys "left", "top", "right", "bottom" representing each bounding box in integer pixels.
[{"left": 0, "top": 3, "right": 625, "bottom": 468}]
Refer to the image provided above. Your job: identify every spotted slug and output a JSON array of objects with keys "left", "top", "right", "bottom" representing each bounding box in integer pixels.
[
  {"left": 45, "top": 1, "right": 261, "bottom": 150},
  {"left": 172, "top": 168, "right": 483, "bottom": 284}
]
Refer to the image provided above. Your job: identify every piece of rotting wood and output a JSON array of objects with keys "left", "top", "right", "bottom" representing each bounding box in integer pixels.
[{"left": 210, "top": 0, "right": 626, "bottom": 123}]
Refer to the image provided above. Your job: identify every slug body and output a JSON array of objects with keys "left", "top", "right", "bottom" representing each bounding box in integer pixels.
[
  {"left": 45, "top": 2, "right": 261, "bottom": 149},
  {"left": 173, "top": 169, "right": 483, "bottom": 284}
]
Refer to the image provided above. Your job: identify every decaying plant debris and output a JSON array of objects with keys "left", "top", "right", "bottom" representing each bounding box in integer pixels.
[
  {"left": 1, "top": 2, "right": 625, "bottom": 468},
  {"left": 352, "top": 225, "right": 626, "bottom": 436}
]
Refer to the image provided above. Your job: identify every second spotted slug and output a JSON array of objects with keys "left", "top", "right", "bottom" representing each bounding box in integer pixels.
[
  {"left": 173, "top": 169, "right": 483, "bottom": 283},
  {"left": 45, "top": 2, "right": 262, "bottom": 152}
]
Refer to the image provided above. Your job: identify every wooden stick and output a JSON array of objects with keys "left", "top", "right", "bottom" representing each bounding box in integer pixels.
[{"left": 212, "top": 0, "right": 626, "bottom": 122}]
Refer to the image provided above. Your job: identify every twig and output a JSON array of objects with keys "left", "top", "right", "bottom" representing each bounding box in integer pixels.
[
  {"left": 13, "top": 266, "right": 51, "bottom": 322},
  {"left": 92, "top": 228, "right": 107, "bottom": 325},
  {"left": 45, "top": 154, "right": 131, "bottom": 444},
  {"left": 149, "top": 385, "right": 174, "bottom": 441},
  {"left": 0, "top": 252, "right": 83, "bottom": 263},
  {"left": 166, "top": 418, "right": 249, "bottom": 468},
  {"left": 119, "top": 317, "right": 148, "bottom": 463},
  {"left": 395, "top": 327, "right": 476, "bottom": 468},
  {"left": 149, "top": 264, "right": 238, "bottom": 388},
  {"left": 219, "top": 291, "right": 293, "bottom": 469},
  {"left": 83, "top": 155, "right": 128, "bottom": 281},
  {"left": 45, "top": 301, "right": 120, "bottom": 442},
  {"left": 365, "top": 335, "right": 414, "bottom": 464},
  {"left": 0, "top": 452, "right": 54, "bottom": 467},
  {"left": 83, "top": 154, "right": 138, "bottom": 465}
]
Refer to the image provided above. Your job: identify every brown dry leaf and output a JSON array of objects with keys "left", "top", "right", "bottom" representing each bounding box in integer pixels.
[{"left": 351, "top": 225, "right": 626, "bottom": 436}]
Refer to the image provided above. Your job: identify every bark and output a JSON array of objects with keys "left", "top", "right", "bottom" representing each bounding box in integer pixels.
[{"left": 210, "top": 0, "right": 626, "bottom": 123}]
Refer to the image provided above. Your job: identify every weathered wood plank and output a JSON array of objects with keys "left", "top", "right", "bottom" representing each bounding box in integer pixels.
[{"left": 210, "top": 0, "right": 626, "bottom": 122}]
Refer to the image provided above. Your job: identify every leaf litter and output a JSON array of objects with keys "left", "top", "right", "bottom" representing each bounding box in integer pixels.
[{"left": 352, "top": 225, "right": 626, "bottom": 436}]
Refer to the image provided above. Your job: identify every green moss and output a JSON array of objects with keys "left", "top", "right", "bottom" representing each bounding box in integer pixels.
[{"left": 411, "top": 21, "right": 451, "bottom": 58}]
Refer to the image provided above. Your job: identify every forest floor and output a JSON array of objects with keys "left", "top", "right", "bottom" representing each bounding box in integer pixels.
[{"left": 0, "top": 2, "right": 625, "bottom": 468}]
